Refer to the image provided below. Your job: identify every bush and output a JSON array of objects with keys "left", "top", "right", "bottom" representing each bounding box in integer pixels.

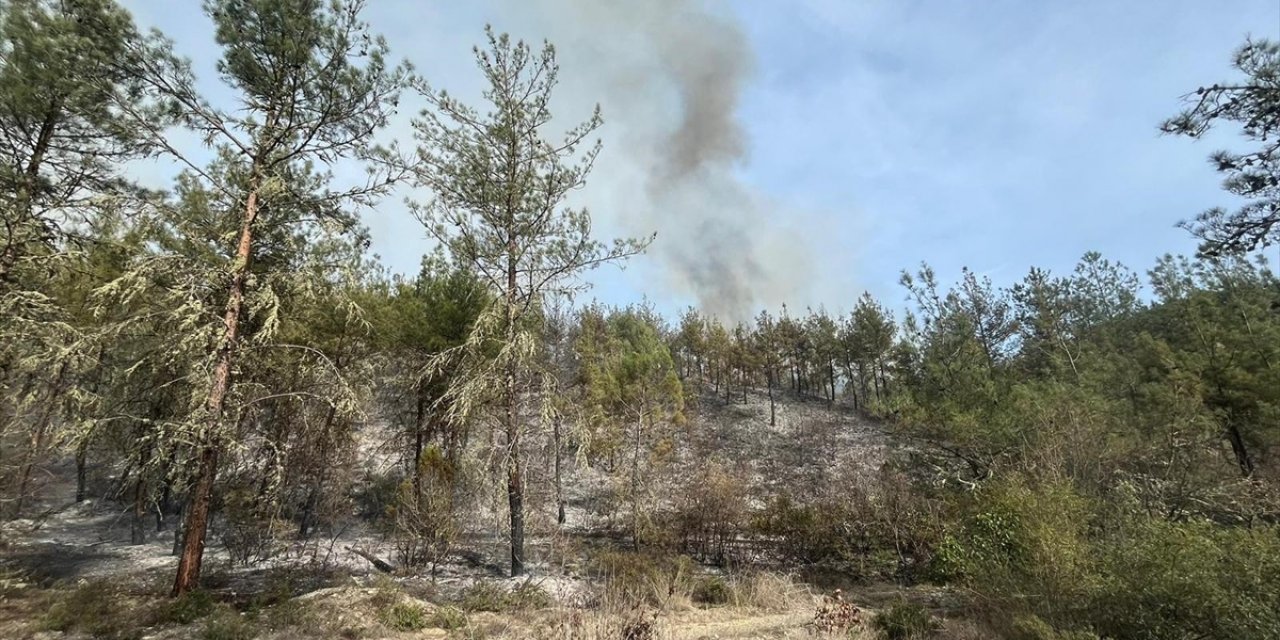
[
  {"left": 429, "top": 605, "right": 468, "bottom": 629},
  {"left": 872, "top": 600, "right": 940, "bottom": 640},
  {"left": 754, "top": 469, "right": 944, "bottom": 582},
  {"left": 588, "top": 550, "right": 697, "bottom": 609},
  {"left": 389, "top": 446, "right": 460, "bottom": 573},
  {"left": 378, "top": 599, "right": 429, "bottom": 631},
  {"left": 153, "top": 589, "right": 218, "bottom": 625},
  {"left": 1009, "top": 615, "right": 1100, "bottom": 640},
  {"left": 692, "top": 576, "right": 731, "bottom": 605},
  {"left": 43, "top": 580, "right": 145, "bottom": 640},
  {"left": 726, "top": 572, "right": 808, "bottom": 612},
  {"left": 219, "top": 488, "right": 288, "bottom": 565},
  {"left": 931, "top": 478, "right": 1096, "bottom": 620},
  {"left": 457, "top": 580, "right": 552, "bottom": 612},
  {"left": 667, "top": 462, "right": 748, "bottom": 564},
  {"left": 202, "top": 609, "right": 254, "bottom": 640},
  {"left": 1091, "top": 520, "right": 1280, "bottom": 640}
]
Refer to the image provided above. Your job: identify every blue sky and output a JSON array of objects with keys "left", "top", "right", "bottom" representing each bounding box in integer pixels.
[{"left": 122, "top": 0, "right": 1280, "bottom": 319}]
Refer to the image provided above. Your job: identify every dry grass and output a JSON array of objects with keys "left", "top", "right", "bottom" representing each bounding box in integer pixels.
[{"left": 723, "top": 572, "right": 811, "bottom": 612}]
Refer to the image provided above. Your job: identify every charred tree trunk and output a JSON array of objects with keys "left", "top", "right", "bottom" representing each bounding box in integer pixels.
[
  {"left": 412, "top": 382, "right": 427, "bottom": 494},
  {"left": 14, "top": 359, "right": 70, "bottom": 517},
  {"left": 554, "top": 419, "right": 565, "bottom": 525},
  {"left": 1226, "top": 422, "right": 1255, "bottom": 478},
  {"left": 828, "top": 359, "right": 836, "bottom": 403},
  {"left": 75, "top": 439, "right": 88, "bottom": 503},
  {"left": 767, "top": 367, "right": 776, "bottom": 427},
  {"left": 172, "top": 175, "right": 261, "bottom": 597},
  {"left": 131, "top": 434, "right": 154, "bottom": 545},
  {"left": 505, "top": 220, "right": 525, "bottom": 577}
]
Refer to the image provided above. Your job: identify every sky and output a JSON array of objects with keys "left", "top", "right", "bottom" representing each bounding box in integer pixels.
[{"left": 120, "top": 0, "right": 1280, "bottom": 321}]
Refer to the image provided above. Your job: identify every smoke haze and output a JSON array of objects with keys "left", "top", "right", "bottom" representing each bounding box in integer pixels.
[{"left": 498, "top": 0, "right": 820, "bottom": 322}]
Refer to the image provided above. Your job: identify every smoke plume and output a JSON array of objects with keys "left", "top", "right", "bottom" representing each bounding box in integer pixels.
[{"left": 499, "top": 0, "right": 818, "bottom": 322}]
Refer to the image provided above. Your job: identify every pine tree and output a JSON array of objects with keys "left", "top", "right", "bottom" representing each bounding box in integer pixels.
[
  {"left": 410, "top": 28, "right": 649, "bottom": 576},
  {"left": 116, "top": 0, "right": 408, "bottom": 594}
]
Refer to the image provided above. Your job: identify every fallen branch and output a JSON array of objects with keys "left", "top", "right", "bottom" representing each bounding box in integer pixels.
[{"left": 345, "top": 546, "right": 395, "bottom": 573}]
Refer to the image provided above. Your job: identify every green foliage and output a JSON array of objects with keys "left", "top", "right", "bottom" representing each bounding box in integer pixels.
[
  {"left": 1163, "top": 38, "right": 1280, "bottom": 255},
  {"left": 201, "top": 608, "right": 254, "bottom": 640},
  {"left": 1092, "top": 520, "right": 1280, "bottom": 640},
  {"left": 429, "top": 605, "right": 469, "bottom": 629},
  {"left": 1008, "top": 615, "right": 1100, "bottom": 640},
  {"left": 754, "top": 470, "right": 944, "bottom": 583},
  {"left": 588, "top": 550, "right": 698, "bottom": 609},
  {"left": 42, "top": 580, "right": 142, "bottom": 639},
  {"left": 692, "top": 576, "right": 731, "bottom": 605},
  {"left": 933, "top": 478, "right": 1097, "bottom": 621},
  {"left": 378, "top": 599, "right": 429, "bottom": 631},
  {"left": 457, "top": 580, "right": 553, "bottom": 612},
  {"left": 872, "top": 600, "right": 940, "bottom": 640},
  {"left": 153, "top": 589, "right": 219, "bottom": 625}
]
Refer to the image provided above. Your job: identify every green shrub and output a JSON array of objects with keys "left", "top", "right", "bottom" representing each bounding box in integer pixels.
[
  {"left": 692, "top": 575, "right": 731, "bottom": 605},
  {"left": 458, "top": 580, "right": 509, "bottom": 612},
  {"left": 458, "top": 580, "right": 552, "bottom": 612},
  {"left": 754, "top": 473, "right": 943, "bottom": 583},
  {"left": 872, "top": 600, "right": 940, "bottom": 640},
  {"left": 588, "top": 550, "right": 697, "bottom": 608},
  {"left": 153, "top": 589, "right": 219, "bottom": 625},
  {"left": 429, "top": 605, "right": 468, "bottom": 629},
  {"left": 1091, "top": 520, "right": 1280, "bottom": 640},
  {"left": 201, "top": 609, "right": 254, "bottom": 640},
  {"left": 935, "top": 478, "right": 1097, "bottom": 622},
  {"left": 1009, "top": 614, "right": 1100, "bottom": 640},
  {"left": 378, "top": 599, "right": 429, "bottom": 631},
  {"left": 43, "top": 580, "right": 144, "bottom": 640}
]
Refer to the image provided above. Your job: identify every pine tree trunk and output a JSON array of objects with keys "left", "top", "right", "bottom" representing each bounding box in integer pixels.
[
  {"left": 554, "top": 419, "right": 565, "bottom": 525},
  {"left": 75, "top": 440, "right": 88, "bottom": 503},
  {"left": 131, "top": 435, "right": 153, "bottom": 545},
  {"left": 412, "top": 383, "right": 427, "bottom": 495},
  {"left": 1, "top": 105, "right": 58, "bottom": 285},
  {"left": 631, "top": 410, "right": 642, "bottom": 549},
  {"left": 858, "top": 362, "right": 869, "bottom": 407},
  {"left": 1226, "top": 422, "right": 1255, "bottom": 477},
  {"left": 828, "top": 359, "right": 836, "bottom": 403},
  {"left": 505, "top": 226, "right": 525, "bottom": 577},
  {"left": 131, "top": 473, "right": 148, "bottom": 545},
  {"left": 172, "top": 180, "right": 260, "bottom": 596},
  {"left": 767, "top": 367, "right": 776, "bottom": 427},
  {"left": 14, "top": 359, "right": 69, "bottom": 517}
]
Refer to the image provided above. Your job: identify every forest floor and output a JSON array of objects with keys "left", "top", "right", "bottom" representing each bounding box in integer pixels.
[{"left": 0, "top": 388, "right": 969, "bottom": 639}]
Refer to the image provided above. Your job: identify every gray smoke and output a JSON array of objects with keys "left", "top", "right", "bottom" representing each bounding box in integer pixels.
[{"left": 498, "top": 0, "right": 817, "bottom": 322}]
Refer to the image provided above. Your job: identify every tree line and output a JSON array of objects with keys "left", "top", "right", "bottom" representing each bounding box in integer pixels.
[{"left": 3, "top": 1, "right": 1280, "bottom": 637}]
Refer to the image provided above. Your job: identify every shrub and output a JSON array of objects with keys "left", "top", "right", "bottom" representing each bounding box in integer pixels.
[
  {"left": 667, "top": 462, "right": 748, "bottom": 564},
  {"left": 754, "top": 469, "right": 944, "bottom": 583},
  {"left": 933, "top": 477, "right": 1096, "bottom": 622},
  {"left": 153, "top": 589, "right": 218, "bottom": 625},
  {"left": 692, "top": 576, "right": 731, "bottom": 605},
  {"left": 43, "top": 580, "right": 145, "bottom": 640},
  {"left": 588, "top": 550, "right": 697, "bottom": 609},
  {"left": 378, "top": 599, "right": 429, "bottom": 631},
  {"left": 219, "top": 488, "right": 289, "bottom": 565},
  {"left": 872, "top": 600, "right": 940, "bottom": 640},
  {"left": 1009, "top": 615, "right": 1100, "bottom": 640},
  {"left": 389, "top": 446, "right": 460, "bottom": 573},
  {"left": 201, "top": 609, "right": 254, "bottom": 640},
  {"left": 726, "top": 572, "right": 808, "bottom": 611},
  {"left": 1090, "top": 520, "right": 1280, "bottom": 640},
  {"left": 429, "top": 605, "right": 468, "bottom": 629},
  {"left": 458, "top": 580, "right": 552, "bottom": 612}
]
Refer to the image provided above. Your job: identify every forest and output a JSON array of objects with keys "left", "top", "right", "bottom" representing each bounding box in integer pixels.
[{"left": 1, "top": 1, "right": 1278, "bottom": 639}]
